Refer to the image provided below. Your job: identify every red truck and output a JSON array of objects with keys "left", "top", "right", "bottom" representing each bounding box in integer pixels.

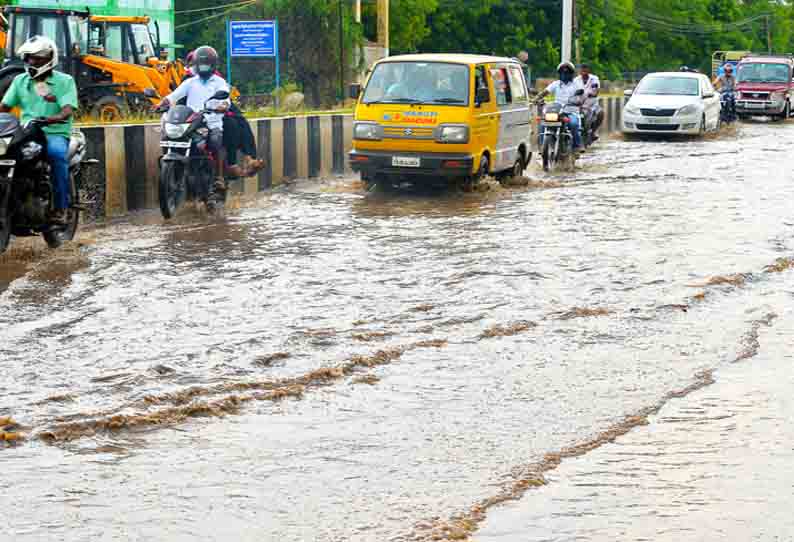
[{"left": 735, "top": 55, "right": 794, "bottom": 121}]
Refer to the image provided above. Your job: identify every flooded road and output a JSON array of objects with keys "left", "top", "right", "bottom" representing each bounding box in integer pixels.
[{"left": 2, "top": 121, "right": 794, "bottom": 541}]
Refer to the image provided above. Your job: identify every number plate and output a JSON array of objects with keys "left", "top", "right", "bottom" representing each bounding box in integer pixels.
[
  {"left": 645, "top": 117, "right": 672, "bottom": 124},
  {"left": 392, "top": 156, "right": 420, "bottom": 168},
  {"left": 747, "top": 102, "right": 765, "bottom": 109},
  {"left": 161, "top": 141, "right": 191, "bottom": 148},
  {"left": 0, "top": 159, "right": 16, "bottom": 166}
]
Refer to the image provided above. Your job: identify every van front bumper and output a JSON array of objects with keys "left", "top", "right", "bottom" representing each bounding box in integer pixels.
[
  {"left": 735, "top": 100, "right": 786, "bottom": 115},
  {"left": 349, "top": 150, "right": 475, "bottom": 178}
]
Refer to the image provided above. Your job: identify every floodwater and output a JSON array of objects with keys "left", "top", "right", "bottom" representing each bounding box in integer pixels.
[{"left": 2, "top": 121, "right": 794, "bottom": 541}]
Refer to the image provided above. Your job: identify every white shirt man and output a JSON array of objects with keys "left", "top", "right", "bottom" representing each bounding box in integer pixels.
[
  {"left": 165, "top": 73, "right": 230, "bottom": 131},
  {"left": 575, "top": 71, "right": 601, "bottom": 112}
]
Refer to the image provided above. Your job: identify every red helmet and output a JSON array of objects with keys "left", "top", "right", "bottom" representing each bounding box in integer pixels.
[{"left": 193, "top": 45, "right": 218, "bottom": 80}]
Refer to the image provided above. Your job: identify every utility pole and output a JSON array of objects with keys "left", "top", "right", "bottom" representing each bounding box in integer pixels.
[
  {"left": 573, "top": 0, "right": 581, "bottom": 65},
  {"left": 339, "top": 0, "right": 344, "bottom": 102},
  {"left": 377, "top": 0, "right": 389, "bottom": 56},
  {"left": 562, "top": 0, "right": 573, "bottom": 63},
  {"left": 765, "top": 15, "right": 772, "bottom": 54}
]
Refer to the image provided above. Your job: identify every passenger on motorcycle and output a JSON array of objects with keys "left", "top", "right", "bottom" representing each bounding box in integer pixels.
[
  {"left": 575, "top": 63, "right": 604, "bottom": 142},
  {"left": 157, "top": 46, "right": 230, "bottom": 192},
  {"left": 0, "top": 36, "right": 78, "bottom": 224},
  {"left": 713, "top": 64, "right": 737, "bottom": 120},
  {"left": 535, "top": 61, "right": 585, "bottom": 152}
]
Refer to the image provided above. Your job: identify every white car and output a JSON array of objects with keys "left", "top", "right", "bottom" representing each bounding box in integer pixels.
[{"left": 622, "top": 72, "right": 721, "bottom": 135}]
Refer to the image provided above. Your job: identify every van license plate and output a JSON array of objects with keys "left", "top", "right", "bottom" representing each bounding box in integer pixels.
[
  {"left": 747, "top": 102, "right": 765, "bottom": 109},
  {"left": 392, "top": 156, "right": 420, "bottom": 168}
]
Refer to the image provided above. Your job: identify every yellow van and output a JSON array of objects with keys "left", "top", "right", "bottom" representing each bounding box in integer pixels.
[{"left": 349, "top": 54, "right": 533, "bottom": 189}]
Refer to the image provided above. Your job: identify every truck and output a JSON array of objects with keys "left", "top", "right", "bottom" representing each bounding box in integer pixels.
[
  {"left": 734, "top": 54, "right": 794, "bottom": 121},
  {"left": 0, "top": 7, "right": 186, "bottom": 120}
]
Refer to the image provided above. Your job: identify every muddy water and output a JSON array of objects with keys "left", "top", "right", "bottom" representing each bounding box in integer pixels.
[{"left": 2, "top": 121, "right": 794, "bottom": 541}]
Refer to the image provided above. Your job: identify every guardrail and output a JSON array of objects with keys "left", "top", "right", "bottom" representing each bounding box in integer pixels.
[{"left": 81, "top": 97, "right": 623, "bottom": 218}]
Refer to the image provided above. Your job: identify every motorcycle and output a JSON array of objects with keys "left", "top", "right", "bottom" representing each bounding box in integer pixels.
[
  {"left": 536, "top": 89, "right": 585, "bottom": 172},
  {"left": 147, "top": 89, "right": 230, "bottom": 219},
  {"left": 719, "top": 90, "right": 737, "bottom": 125},
  {"left": 0, "top": 115, "right": 93, "bottom": 255}
]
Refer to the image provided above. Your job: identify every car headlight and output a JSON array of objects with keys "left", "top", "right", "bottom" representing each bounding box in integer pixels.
[
  {"left": 354, "top": 122, "right": 382, "bottom": 141},
  {"left": 164, "top": 122, "right": 190, "bottom": 139},
  {"left": 435, "top": 124, "right": 469, "bottom": 144},
  {"left": 624, "top": 103, "right": 640, "bottom": 115},
  {"left": 677, "top": 104, "right": 699, "bottom": 116},
  {"left": 0, "top": 136, "right": 12, "bottom": 156}
]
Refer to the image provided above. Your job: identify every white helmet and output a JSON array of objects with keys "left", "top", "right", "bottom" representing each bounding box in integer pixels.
[
  {"left": 17, "top": 35, "right": 58, "bottom": 79},
  {"left": 557, "top": 61, "right": 576, "bottom": 73}
]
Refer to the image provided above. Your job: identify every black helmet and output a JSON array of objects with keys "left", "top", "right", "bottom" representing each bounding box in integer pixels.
[{"left": 193, "top": 46, "right": 218, "bottom": 80}]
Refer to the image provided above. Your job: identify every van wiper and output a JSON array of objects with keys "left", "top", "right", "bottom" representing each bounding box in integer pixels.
[
  {"left": 430, "top": 98, "right": 466, "bottom": 104},
  {"left": 389, "top": 98, "right": 423, "bottom": 104}
]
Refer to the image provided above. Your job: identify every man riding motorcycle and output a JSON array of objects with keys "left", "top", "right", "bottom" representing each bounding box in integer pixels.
[
  {"left": 0, "top": 36, "right": 78, "bottom": 224},
  {"left": 535, "top": 61, "right": 585, "bottom": 152},
  {"left": 713, "top": 63, "right": 737, "bottom": 122},
  {"left": 157, "top": 46, "right": 231, "bottom": 192},
  {"left": 575, "top": 63, "right": 604, "bottom": 143}
]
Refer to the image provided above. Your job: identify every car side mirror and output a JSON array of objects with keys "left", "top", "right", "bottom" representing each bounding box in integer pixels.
[
  {"left": 623, "top": 89, "right": 634, "bottom": 97},
  {"left": 475, "top": 87, "right": 490, "bottom": 106},
  {"left": 349, "top": 83, "right": 361, "bottom": 100},
  {"left": 212, "top": 90, "right": 230, "bottom": 100},
  {"left": 143, "top": 88, "right": 159, "bottom": 99}
]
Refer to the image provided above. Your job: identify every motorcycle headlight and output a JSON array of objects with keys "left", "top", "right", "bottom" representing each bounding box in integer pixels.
[
  {"left": 544, "top": 113, "right": 560, "bottom": 122},
  {"left": 0, "top": 136, "right": 12, "bottom": 156},
  {"left": 164, "top": 122, "right": 190, "bottom": 139},
  {"left": 623, "top": 103, "right": 640, "bottom": 115},
  {"left": 20, "top": 141, "right": 42, "bottom": 161},
  {"left": 435, "top": 124, "right": 469, "bottom": 144},
  {"left": 677, "top": 104, "right": 699, "bottom": 116},
  {"left": 353, "top": 122, "right": 382, "bottom": 141}
]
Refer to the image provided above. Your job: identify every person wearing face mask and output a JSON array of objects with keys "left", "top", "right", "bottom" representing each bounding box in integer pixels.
[
  {"left": 534, "top": 61, "right": 585, "bottom": 152},
  {"left": 0, "top": 35, "right": 78, "bottom": 225}
]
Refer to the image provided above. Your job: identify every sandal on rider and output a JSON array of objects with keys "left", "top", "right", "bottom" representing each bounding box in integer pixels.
[{"left": 213, "top": 177, "right": 228, "bottom": 192}]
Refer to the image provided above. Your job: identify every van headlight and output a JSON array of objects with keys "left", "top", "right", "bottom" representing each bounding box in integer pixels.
[
  {"left": 435, "top": 124, "right": 469, "bottom": 144},
  {"left": 771, "top": 91, "right": 785, "bottom": 102},
  {"left": 164, "top": 122, "right": 190, "bottom": 139},
  {"left": 677, "top": 104, "right": 699, "bottom": 116},
  {"left": 0, "top": 136, "right": 12, "bottom": 156},
  {"left": 354, "top": 122, "right": 382, "bottom": 140}
]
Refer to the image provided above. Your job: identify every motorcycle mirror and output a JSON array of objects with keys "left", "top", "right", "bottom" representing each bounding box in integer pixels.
[
  {"left": 575, "top": 89, "right": 585, "bottom": 96},
  {"left": 623, "top": 89, "right": 634, "bottom": 97},
  {"left": 212, "top": 90, "right": 230, "bottom": 101}
]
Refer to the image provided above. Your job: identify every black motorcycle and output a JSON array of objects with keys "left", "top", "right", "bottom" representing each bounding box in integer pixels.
[
  {"left": 148, "top": 89, "right": 230, "bottom": 219},
  {"left": 537, "top": 90, "right": 585, "bottom": 172},
  {"left": 720, "top": 90, "right": 737, "bottom": 125},
  {"left": 0, "top": 115, "right": 92, "bottom": 255}
]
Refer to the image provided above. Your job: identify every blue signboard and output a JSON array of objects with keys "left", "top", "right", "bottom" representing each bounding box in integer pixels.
[
  {"left": 228, "top": 20, "right": 277, "bottom": 58},
  {"left": 225, "top": 20, "right": 280, "bottom": 97}
]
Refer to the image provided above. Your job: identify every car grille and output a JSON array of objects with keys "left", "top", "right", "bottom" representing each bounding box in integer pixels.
[
  {"left": 640, "top": 108, "right": 678, "bottom": 117},
  {"left": 741, "top": 92, "right": 770, "bottom": 100},
  {"left": 636, "top": 124, "right": 680, "bottom": 131},
  {"left": 382, "top": 126, "right": 435, "bottom": 140}
]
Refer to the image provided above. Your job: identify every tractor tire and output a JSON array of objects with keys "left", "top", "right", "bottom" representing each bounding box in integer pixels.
[{"left": 91, "top": 96, "right": 127, "bottom": 122}]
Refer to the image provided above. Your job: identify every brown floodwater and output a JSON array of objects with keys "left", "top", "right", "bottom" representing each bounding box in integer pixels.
[{"left": 2, "top": 121, "right": 794, "bottom": 541}]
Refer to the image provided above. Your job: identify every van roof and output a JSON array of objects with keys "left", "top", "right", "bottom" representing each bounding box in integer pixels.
[
  {"left": 645, "top": 72, "right": 704, "bottom": 78},
  {"left": 377, "top": 53, "right": 519, "bottom": 66},
  {"left": 740, "top": 56, "right": 794, "bottom": 64}
]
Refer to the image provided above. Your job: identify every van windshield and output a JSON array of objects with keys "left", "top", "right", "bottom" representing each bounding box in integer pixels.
[
  {"left": 636, "top": 76, "right": 699, "bottom": 96},
  {"left": 362, "top": 62, "right": 470, "bottom": 105},
  {"left": 737, "top": 63, "right": 790, "bottom": 83}
]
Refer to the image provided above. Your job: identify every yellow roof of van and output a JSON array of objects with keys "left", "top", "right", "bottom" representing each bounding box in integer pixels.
[{"left": 377, "top": 53, "right": 518, "bottom": 65}]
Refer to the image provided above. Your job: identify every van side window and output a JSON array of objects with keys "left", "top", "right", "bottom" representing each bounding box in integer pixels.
[
  {"left": 490, "top": 67, "right": 511, "bottom": 106},
  {"left": 475, "top": 65, "right": 490, "bottom": 101},
  {"left": 507, "top": 66, "right": 528, "bottom": 102}
]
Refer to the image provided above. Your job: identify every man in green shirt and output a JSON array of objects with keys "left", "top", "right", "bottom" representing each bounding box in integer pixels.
[{"left": 0, "top": 36, "right": 78, "bottom": 223}]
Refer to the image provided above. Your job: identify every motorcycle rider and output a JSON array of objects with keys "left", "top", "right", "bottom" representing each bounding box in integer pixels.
[
  {"left": 575, "top": 63, "right": 604, "bottom": 143},
  {"left": 0, "top": 36, "right": 78, "bottom": 225},
  {"left": 713, "top": 63, "right": 737, "bottom": 120},
  {"left": 535, "top": 61, "right": 585, "bottom": 152},
  {"left": 157, "top": 45, "right": 231, "bottom": 192}
]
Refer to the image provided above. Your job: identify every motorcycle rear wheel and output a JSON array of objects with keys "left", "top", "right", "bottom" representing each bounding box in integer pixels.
[
  {"left": 42, "top": 170, "right": 80, "bottom": 249},
  {"left": 0, "top": 210, "right": 10, "bottom": 255},
  {"left": 159, "top": 161, "right": 185, "bottom": 219},
  {"left": 542, "top": 137, "right": 554, "bottom": 172}
]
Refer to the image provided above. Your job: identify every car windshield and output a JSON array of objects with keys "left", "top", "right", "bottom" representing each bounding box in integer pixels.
[
  {"left": 636, "top": 76, "right": 700, "bottom": 96},
  {"left": 737, "top": 63, "right": 790, "bottom": 83},
  {"left": 362, "top": 62, "right": 470, "bottom": 105}
]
